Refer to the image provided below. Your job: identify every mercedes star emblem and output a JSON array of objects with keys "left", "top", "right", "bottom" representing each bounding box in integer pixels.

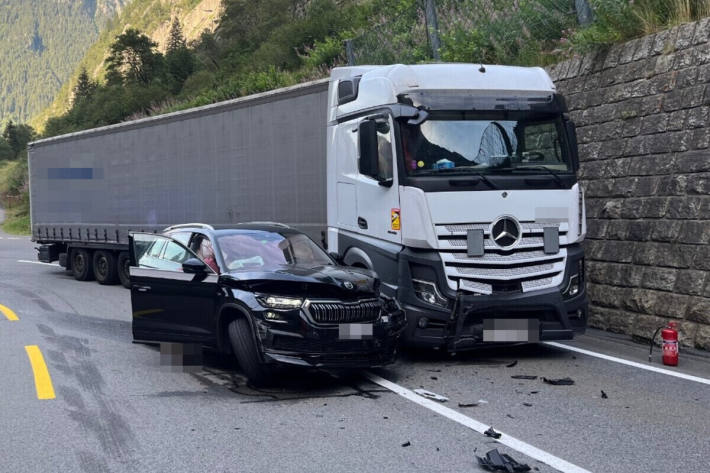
[
  {"left": 344, "top": 281, "right": 355, "bottom": 290},
  {"left": 490, "top": 216, "right": 521, "bottom": 250}
]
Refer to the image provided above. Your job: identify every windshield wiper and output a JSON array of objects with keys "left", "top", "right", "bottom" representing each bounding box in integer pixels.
[
  {"left": 495, "top": 165, "right": 566, "bottom": 186},
  {"left": 414, "top": 167, "right": 497, "bottom": 188}
]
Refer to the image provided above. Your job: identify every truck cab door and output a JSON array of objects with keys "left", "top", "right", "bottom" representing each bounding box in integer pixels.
[
  {"left": 129, "top": 233, "right": 219, "bottom": 343},
  {"left": 354, "top": 116, "right": 401, "bottom": 244}
]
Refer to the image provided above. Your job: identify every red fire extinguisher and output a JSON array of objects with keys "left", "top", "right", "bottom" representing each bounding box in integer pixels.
[{"left": 649, "top": 321, "right": 679, "bottom": 366}]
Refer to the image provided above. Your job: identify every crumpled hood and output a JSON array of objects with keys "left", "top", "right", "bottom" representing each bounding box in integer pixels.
[{"left": 221, "top": 264, "right": 379, "bottom": 299}]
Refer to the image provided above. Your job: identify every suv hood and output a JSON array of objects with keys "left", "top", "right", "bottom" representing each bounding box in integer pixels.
[{"left": 220, "top": 264, "right": 379, "bottom": 299}]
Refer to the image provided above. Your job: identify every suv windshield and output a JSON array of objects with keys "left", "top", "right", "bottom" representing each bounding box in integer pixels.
[
  {"left": 217, "top": 231, "right": 333, "bottom": 271},
  {"left": 401, "top": 112, "right": 571, "bottom": 176}
]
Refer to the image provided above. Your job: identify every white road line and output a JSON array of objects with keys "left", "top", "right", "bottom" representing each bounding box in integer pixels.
[
  {"left": 365, "top": 372, "right": 592, "bottom": 473},
  {"left": 17, "top": 260, "right": 61, "bottom": 267},
  {"left": 544, "top": 342, "right": 710, "bottom": 386}
]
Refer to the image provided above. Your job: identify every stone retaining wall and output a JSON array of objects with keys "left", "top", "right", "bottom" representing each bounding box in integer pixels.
[{"left": 548, "top": 20, "right": 710, "bottom": 349}]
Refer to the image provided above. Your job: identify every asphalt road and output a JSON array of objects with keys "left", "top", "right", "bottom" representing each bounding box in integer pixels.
[{"left": 1, "top": 216, "right": 708, "bottom": 473}]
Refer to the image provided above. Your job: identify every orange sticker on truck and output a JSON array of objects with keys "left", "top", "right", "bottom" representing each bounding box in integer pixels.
[{"left": 391, "top": 208, "right": 401, "bottom": 231}]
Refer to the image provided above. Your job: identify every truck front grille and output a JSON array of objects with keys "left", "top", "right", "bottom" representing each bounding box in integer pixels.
[
  {"left": 436, "top": 221, "right": 568, "bottom": 295},
  {"left": 306, "top": 299, "right": 381, "bottom": 324}
]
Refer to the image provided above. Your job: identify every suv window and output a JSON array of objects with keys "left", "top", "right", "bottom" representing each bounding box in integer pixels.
[{"left": 135, "top": 235, "right": 198, "bottom": 271}]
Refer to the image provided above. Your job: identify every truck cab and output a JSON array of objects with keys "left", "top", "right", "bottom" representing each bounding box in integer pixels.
[{"left": 326, "top": 64, "right": 587, "bottom": 350}]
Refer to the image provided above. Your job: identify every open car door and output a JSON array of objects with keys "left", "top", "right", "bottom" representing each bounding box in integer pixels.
[{"left": 129, "top": 233, "right": 219, "bottom": 343}]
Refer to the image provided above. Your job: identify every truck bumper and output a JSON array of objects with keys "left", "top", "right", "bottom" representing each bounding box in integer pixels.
[{"left": 398, "top": 245, "right": 588, "bottom": 350}]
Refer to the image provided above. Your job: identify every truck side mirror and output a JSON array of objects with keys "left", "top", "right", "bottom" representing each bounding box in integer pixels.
[
  {"left": 565, "top": 120, "right": 580, "bottom": 172},
  {"left": 359, "top": 119, "right": 380, "bottom": 179}
]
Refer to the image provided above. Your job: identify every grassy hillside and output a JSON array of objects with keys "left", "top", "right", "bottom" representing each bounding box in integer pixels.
[
  {"left": 31, "top": 0, "right": 220, "bottom": 131},
  {"left": 0, "top": 0, "right": 126, "bottom": 124}
]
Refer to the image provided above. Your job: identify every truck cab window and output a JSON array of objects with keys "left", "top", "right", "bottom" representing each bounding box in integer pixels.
[{"left": 376, "top": 120, "right": 393, "bottom": 180}]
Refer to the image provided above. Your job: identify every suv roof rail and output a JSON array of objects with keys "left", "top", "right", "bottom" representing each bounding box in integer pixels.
[
  {"left": 163, "top": 223, "right": 215, "bottom": 231},
  {"left": 243, "top": 221, "right": 292, "bottom": 228}
]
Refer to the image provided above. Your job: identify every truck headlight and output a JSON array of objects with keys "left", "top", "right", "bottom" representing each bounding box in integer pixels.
[
  {"left": 257, "top": 295, "right": 303, "bottom": 309},
  {"left": 562, "top": 260, "right": 584, "bottom": 299},
  {"left": 412, "top": 279, "right": 449, "bottom": 308}
]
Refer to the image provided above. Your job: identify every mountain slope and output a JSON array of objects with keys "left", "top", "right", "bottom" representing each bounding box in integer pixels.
[
  {"left": 0, "top": 0, "right": 127, "bottom": 123},
  {"left": 31, "top": 0, "right": 222, "bottom": 130}
]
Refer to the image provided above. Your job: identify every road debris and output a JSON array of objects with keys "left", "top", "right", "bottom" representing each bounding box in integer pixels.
[
  {"left": 430, "top": 376, "right": 438, "bottom": 380},
  {"left": 458, "top": 399, "right": 488, "bottom": 408},
  {"left": 511, "top": 375, "right": 537, "bottom": 380},
  {"left": 484, "top": 427, "right": 502, "bottom": 439},
  {"left": 414, "top": 388, "right": 449, "bottom": 402},
  {"left": 542, "top": 377, "right": 575, "bottom": 385},
  {"left": 523, "top": 402, "right": 533, "bottom": 407},
  {"left": 601, "top": 390, "right": 608, "bottom": 399},
  {"left": 476, "top": 448, "right": 531, "bottom": 472},
  {"left": 401, "top": 441, "right": 411, "bottom": 447},
  {"left": 529, "top": 391, "right": 539, "bottom": 394},
  {"left": 506, "top": 360, "right": 518, "bottom": 368}
]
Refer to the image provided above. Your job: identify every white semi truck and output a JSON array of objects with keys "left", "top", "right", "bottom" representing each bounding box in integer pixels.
[{"left": 29, "top": 63, "right": 587, "bottom": 350}]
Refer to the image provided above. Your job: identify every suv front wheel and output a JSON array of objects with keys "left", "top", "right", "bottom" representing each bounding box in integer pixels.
[{"left": 228, "top": 318, "right": 275, "bottom": 386}]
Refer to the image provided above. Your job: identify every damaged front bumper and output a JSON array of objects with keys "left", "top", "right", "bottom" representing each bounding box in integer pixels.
[
  {"left": 444, "top": 287, "right": 587, "bottom": 351},
  {"left": 254, "top": 302, "right": 407, "bottom": 369}
]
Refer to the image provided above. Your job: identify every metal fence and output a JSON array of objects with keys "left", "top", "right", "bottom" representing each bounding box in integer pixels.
[{"left": 346, "top": 0, "right": 592, "bottom": 66}]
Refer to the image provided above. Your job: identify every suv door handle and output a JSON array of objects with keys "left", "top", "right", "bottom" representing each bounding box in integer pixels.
[
  {"left": 135, "top": 285, "right": 151, "bottom": 293},
  {"left": 357, "top": 217, "right": 368, "bottom": 229}
]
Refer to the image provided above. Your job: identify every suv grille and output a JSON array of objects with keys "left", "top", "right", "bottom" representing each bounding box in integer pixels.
[
  {"left": 306, "top": 299, "right": 381, "bottom": 324},
  {"left": 436, "top": 221, "right": 568, "bottom": 295}
]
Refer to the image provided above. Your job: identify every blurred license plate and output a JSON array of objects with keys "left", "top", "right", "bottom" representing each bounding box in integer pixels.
[
  {"left": 339, "top": 323, "right": 373, "bottom": 340},
  {"left": 483, "top": 319, "right": 539, "bottom": 342}
]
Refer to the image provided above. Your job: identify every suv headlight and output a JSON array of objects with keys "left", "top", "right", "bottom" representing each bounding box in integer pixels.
[
  {"left": 256, "top": 295, "right": 303, "bottom": 309},
  {"left": 412, "top": 279, "right": 449, "bottom": 308},
  {"left": 563, "top": 259, "right": 585, "bottom": 298}
]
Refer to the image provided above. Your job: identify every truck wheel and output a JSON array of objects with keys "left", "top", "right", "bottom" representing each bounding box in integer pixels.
[
  {"left": 117, "top": 252, "right": 131, "bottom": 289},
  {"left": 228, "top": 318, "right": 274, "bottom": 386},
  {"left": 93, "top": 251, "right": 118, "bottom": 285},
  {"left": 71, "top": 249, "right": 94, "bottom": 281}
]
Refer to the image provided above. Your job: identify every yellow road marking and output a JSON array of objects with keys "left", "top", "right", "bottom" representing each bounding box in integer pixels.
[
  {"left": 0, "top": 303, "right": 19, "bottom": 321},
  {"left": 24, "top": 345, "right": 55, "bottom": 400}
]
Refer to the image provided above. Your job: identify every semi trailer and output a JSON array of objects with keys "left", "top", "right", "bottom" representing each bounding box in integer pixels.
[{"left": 29, "top": 63, "right": 588, "bottom": 349}]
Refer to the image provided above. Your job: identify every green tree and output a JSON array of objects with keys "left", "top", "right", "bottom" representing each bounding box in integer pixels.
[
  {"left": 0, "top": 137, "right": 13, "bottom": 161},
  {"left": 165, "top": 18, "right": 195, "bottom": 90},
  {"left": 1, "top": 121, "right": 35, "bottom": 158},
  {"left": 72, "top": 68, "right": 97, "bottom": 102},
  {"left": 105, "top": 28, "right": 163, "bottom": 85}
]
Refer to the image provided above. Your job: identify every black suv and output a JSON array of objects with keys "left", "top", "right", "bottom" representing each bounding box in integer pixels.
[{"left": 129, "top": 222, "right": 406, "bottom": 383}]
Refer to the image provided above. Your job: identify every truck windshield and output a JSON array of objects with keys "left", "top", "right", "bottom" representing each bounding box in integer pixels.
[{"left": 401, "top": 112, "right": 571, "bottom": 176}]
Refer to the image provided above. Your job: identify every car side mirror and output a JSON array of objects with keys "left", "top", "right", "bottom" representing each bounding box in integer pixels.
[
  {"left": 328, "top": 251, "right": 342, "bottom": 264},
  {"left": 182, "top": 258, "right": 207, "bottom": 274},
  {"left": 564, "top": 120, "right": 580, "bottom": 172},
  {"left": 359, "top": 119, "right": 379, "bottom": 179}
]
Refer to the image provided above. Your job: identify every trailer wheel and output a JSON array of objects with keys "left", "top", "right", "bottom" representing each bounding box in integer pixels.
[
  {"left": 93, "top": 251, "right": 118, "bottom": 285},
  {"left": 228, "top": 318, "right": 274, "bottom": 386},
  {"left": 71, "top": 249, "right": 94, "bottom": 281},
  {"left": 117, "top": 252, "right": 131, "bottom": 289}
]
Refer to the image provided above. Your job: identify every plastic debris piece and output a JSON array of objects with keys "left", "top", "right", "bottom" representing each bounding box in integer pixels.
[
  {"left": 414, "top": 388, "right": 449, "bottom": 402},
  {"left": 401, "top": 441, "right": 411, "bottom": 447},
  {"left": 427, "top": 369, "right": 442, "bottom": 373},
  {"left": 511, "top": 375, "right": 537, "bottom": 380},
  {"left": 477, "top": 448, "right": 531, "bottom": 472},
  {"left": 523, "top": 402, "right": 533, "bottom": 407},
  {"left": 484, "top": 427, "right": 502, "bottom": 439},
  {"left": 430, "top": 376, "right": 438, "bottom": 380},
  {"left": 542, "top": 377, "right": 575, "bottom": 385},
  {"left": 506, "top": 360, "right": 518, "bottom": 368},
  {"left": 458, "top": 402, "right": 478, "bottom": 408},
  {"left": 506, "top": 414, "right": 515, "bottom": 419},
  {"left": 529, "top": 391, "right": 539, "bottom": 394},
  {"left": 601, "top": 390, "right": 608, "bottom": 399}
]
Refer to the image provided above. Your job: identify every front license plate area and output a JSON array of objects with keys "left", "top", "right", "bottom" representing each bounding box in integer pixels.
[
  {"left": 339, "top": 323, "right": 373, "bottom": 340},
  {"left": 483, "top": 319, "right": 540, "bottom": 342}
]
